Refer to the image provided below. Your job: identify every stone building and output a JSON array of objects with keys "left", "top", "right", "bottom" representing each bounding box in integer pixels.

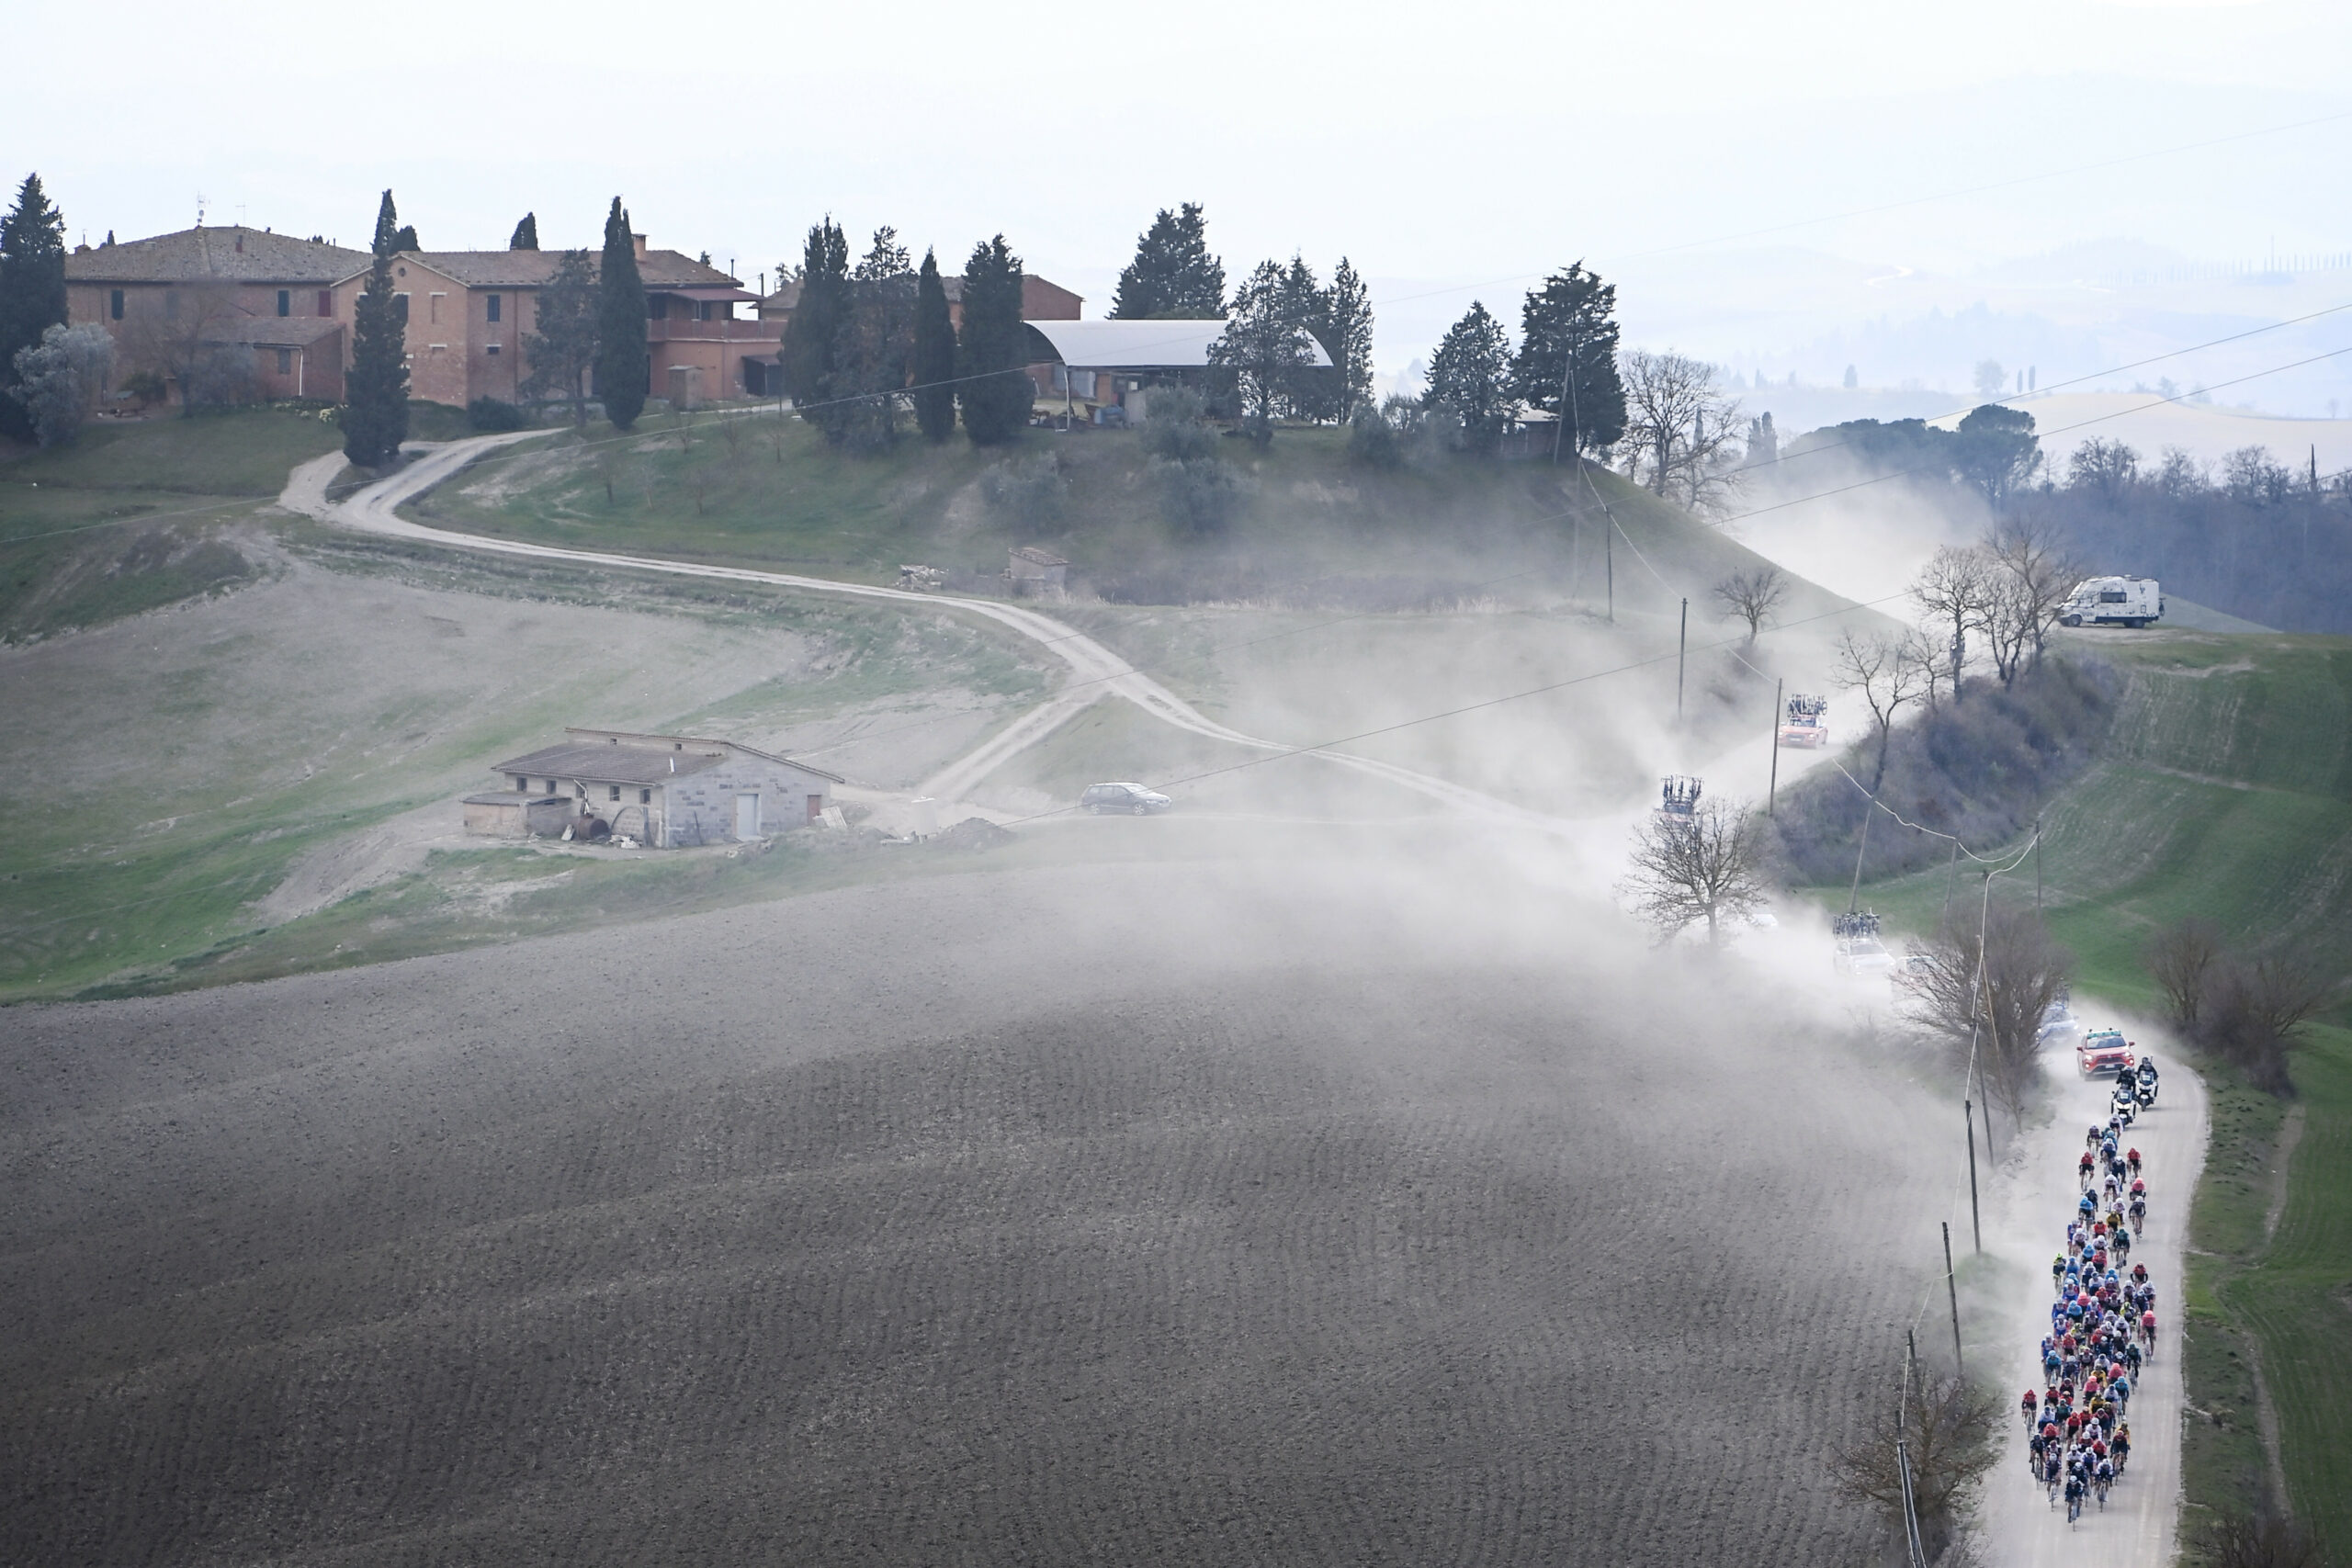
[{"left": 480, "top": 728, "right": 842, "bottom": 848}]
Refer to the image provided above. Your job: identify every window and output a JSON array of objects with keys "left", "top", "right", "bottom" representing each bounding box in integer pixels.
[
  {"left": 428, "top": 292, "right": 444, "bottom": 324},
  {"left": 609, "top": 785, "right": 621, "bottom": 803},
  {"left": 485, "top": 343, "right": 500, "bottom": 355},
  {"left": 485, "top": 293, "right": 501, "bottom": 323},
  {"left": 109, "top": 289, "right": 124, "bottom": 320},
  {"left": 276, "top": 349, "right": 292, "bottom": 374},
  {"left": 639, "top": 788, "right": 651, "bottom": 805},
  {"left": 316, "top": 289, "right": 333, "bottom": 317},
  {"left": 277, "top": 289, "right": 290, "bottom": 317},
  {"left": 648, "top": 295, "right": 668, "bottom": 320},
  {"left": 394, "top": 294, "right": 409, "bottom": 324},
  {"left": 514, "top": 776, "right": 528, "bottom": 792}
]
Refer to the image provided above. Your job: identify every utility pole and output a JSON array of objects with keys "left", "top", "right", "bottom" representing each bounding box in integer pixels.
[
  {"left": 1676, "top": 597, "right": 1689, "bottom": 721},
  {"left": 1940, "top": 840, "right": 1959, "bottom": 924},
  {"left": 1899, "top": 1332, "right": 1929, "bottom": 1568},
  {"left": 1768, "top": 677, "right": 1783, "bottom": 816},
  {"left": 2035, "top": 814, "right": 2043, "bottom": 911},
  {"left": 1943, "top": 1221, "right": 1963, "bottom": 1378},
  {"left": 1964, "top": 1100, "right": 1982, "bottom": 1253},
  {"left": 1605, "top": 520, "right": 1614, "bottom": 624}
]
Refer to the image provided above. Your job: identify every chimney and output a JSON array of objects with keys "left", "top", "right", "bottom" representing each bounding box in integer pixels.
[
  {"left": 632, "top": 233, "right": 648, "bottom": 262},
  {"left": 234, "top": 232, "right": 244, "bottom": 254}
]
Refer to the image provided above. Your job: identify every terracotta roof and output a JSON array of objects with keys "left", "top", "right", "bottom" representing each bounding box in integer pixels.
[
  {"left": 65, "top": 227, "right": 369, "bottom": 285},
  {"left": 407, "top": 249, "right": 741, "bottom": 289}
]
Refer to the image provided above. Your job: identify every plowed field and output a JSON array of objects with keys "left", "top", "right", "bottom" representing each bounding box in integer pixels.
[{"left": 3, "top": 848, "right": 1947, "bottom": 1565}]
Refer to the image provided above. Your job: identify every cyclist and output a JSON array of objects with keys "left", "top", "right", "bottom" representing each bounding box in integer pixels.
[{"left": 2127, "top": 1146, "right": 2143, "bottom": 1179}]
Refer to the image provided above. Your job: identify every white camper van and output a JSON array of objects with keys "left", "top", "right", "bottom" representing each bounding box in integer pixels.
[{"left": 2061, "top": 576, "right": 2163, "bottom": 628}]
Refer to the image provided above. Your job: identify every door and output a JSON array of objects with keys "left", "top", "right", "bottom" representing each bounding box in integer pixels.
[
  {"left": 807, "top": 794, "right": 824, "bottom": 824},
  {"left": 734, "top": 793, "right": 761, "bottom": 840}
]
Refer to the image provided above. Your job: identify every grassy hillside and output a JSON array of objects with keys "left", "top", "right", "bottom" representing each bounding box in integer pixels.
[
  {"left": 413, "top": 411, "right": 1860, "bottom": 625},
  {"left": 0, "top": 402, "right": 468, "bottom": 642},
  {"left": 1815, "top": 628, "right": 2352, "bottom": 1557}
]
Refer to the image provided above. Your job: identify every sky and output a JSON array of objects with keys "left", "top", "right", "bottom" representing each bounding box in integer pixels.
[{"left": 11, "top": 0, "right": 2351, "bottom": 412}]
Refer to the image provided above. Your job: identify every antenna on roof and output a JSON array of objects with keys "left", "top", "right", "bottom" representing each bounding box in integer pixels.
[{"left": 196, "top": 193, "right": 207, "bottom": 228}]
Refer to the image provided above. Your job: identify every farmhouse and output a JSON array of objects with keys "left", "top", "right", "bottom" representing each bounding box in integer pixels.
[
  {"left": 66, "top": 225, "right": 760, "bottom": 408},
  {"left": 476, "top": 728, "right": 842, "bottom": 848},
  {"left": 745, "top": 271, "right": 1084, "bottom": 398}
]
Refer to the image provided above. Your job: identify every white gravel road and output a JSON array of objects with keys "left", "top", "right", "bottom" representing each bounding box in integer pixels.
[{"left": 1975, "top": 1036, "right": 2207, "bottom": 1565}]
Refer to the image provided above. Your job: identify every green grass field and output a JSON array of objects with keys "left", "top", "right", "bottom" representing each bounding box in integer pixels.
[
  {"left": 410, "top": 410, "right": 1856, "bottom": 629},
  {"left": 1812, "top": 630, "right": 2352, "bottom": 1556}
]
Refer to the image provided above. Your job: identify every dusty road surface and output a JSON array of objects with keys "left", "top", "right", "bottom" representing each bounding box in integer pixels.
[
  {"left": 6, "top": 839, "right": 1951, "bottom": 1566},
  {"left": 1976, "top": 1038, "right": 2207, "bottom": 1565}
]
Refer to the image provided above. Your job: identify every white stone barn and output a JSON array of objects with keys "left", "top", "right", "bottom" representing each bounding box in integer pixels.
[{"left": 482, "top": 728, "right": 842, "bottom": 847}]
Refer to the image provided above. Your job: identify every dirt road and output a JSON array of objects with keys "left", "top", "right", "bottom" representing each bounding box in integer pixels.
[
  {"left": 1974, "top": 1039, "right": 2207, "bottom": 1564},
  {"left": 285, "top": 440, "right": 1566, "bottom": 829}
]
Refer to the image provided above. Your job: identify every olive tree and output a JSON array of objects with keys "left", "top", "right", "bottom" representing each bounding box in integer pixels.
[{"left": 6, "top": 321, "right": 115, "bottom": 446}]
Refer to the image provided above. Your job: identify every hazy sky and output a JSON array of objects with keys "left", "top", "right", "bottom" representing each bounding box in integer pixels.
[{"left": 11, "top": 0, "right": 2349, "bottom": 391}]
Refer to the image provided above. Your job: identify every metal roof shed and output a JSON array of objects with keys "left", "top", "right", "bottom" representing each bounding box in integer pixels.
[{"left": 1020, "top": 320, "right": 1332, "bottom": 370}]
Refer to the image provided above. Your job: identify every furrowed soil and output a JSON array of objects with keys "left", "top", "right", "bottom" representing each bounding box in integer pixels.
[{"left": 2, "top": 840, "right": 1947, "bottom": 1566}]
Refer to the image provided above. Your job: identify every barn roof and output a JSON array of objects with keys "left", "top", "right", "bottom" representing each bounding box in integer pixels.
[
  {"left": 494, "top": 743, "right": 725, "bottom": 786},
  {"left": 1021, "top": 319, "right": 1329, "bottom": 370}
]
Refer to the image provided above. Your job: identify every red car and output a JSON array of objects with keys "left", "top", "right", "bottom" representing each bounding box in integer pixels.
[{"left": 2076, "top": 1030, "right": 2135, "bottom": 1078}]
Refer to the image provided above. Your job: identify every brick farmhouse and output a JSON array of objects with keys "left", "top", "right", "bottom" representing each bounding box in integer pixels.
[{"left": 65, "top": 225, "right": 761, "bottom": 409}]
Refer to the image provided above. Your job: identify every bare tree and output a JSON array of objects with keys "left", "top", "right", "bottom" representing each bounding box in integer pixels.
[
  {"left": 1833, "top": 629, "right": 1928, "bottom": 789},
  {"left": 1898, "top": 902, "right": 2073, "bottom": 1128},
  {"left": 1712, "top": 565, "right": 1787, "bottom": 645},
  {"left": 1981, "top": 515, "right": 2085, "bottom": 682},
  {"left": 2066, "top": 438, "right": 2139, "bottom": 503},
  {"left": 2146, "top": 918, "right": 2224, "bottom": 1033},
  {"left": 1829, "top": 1371, "right": 1999, "bottom": 1563},
  {"left": 1616, "top": 797, "right": 1768, "bottom": 948},
  {"left": 116, "top": 282, "right": 243, "bottom": 415},
  {"left": 1619, "top": 350, "right": 1742, "bottom": 512},
  {"left": 1908, "top": 546, "right": 1994, "bottom": 703},
  {"left": 1903, "top": 625, "right": 1950, "bottom": 708},
  {"left": 2206, "top": 954, "right": 2332, "bottom": 1092},
  {"left": 2201, "top": 1510, "right": 2325, "bottom": 1568}
]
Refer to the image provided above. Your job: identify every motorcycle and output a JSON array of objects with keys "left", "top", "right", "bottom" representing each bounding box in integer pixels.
[{"left": 2137, "top": 1079, "right": 2158, "bottom": 1108}]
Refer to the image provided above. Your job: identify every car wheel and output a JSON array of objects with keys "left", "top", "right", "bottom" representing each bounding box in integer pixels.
[
  {"left": 2063, "top": 615, "right": 2081, "bottom": 627},
  {"left": 1131, "top": 803, "right": 1149, "bottom": 817}
]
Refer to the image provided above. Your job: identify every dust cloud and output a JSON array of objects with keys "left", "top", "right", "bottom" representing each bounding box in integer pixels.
[{"left": 1, "top": 817, "right": 1960, "bottom": 1566}]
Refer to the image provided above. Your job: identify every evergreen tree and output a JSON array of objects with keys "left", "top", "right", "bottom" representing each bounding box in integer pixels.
[
  {"left": 780, "top": 218, "right": 849, "bottom": 435},
  {"left": 342, "top": 191, "right": 411, "bottom": 468},
  {"left": 1423, "top": 300, "right": 1513, "bottom": 455},
  {"left": 1211, "top": 259, "right": 1318, "bottom": 445},
  {"left": 509, "top": 212, "right": 538, "bottom": 250},
  {"left": 1109, "top": 203, "right": 1224, "bottom": 319},
  {"left": 520, "top": 249, "right": 598, "bottom": 425},
  {"left": 1323, "top": 257, "right": 1375, "bottom": 424},
  {"left": 391, "top": 223, "right": 419, "bottom": 251},
  {"left": 912, "top": 247, "right": 956, "bottom": 443},
  {"left": 957, "top": 235, "right": 1029, "bottom": 446},
  {"left": 832, "top": 228, "right": 915, "bottom": 448},
  {"left": 0, "top": 174, "right": 70, "bottom": 444},
  {"left": 594, "top": 197, "right": 648, "bottom": 429},
  {"left": 1508, "top": 262, "right": 1626, "bottom": 457}
]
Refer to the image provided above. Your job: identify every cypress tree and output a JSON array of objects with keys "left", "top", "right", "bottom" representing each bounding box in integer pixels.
[
  {"left": 0, "top": 174, "right": 70, "bottom": 444},
  {"left": 957, "top": 235, "right": 1028, "bottom": 446},
  {"left": 594, "top": 197, "right": 648, "bottom": 430},
  {"left": 911, "top": 248, "right": 956, "bottom": 443},
  {"left": 780, "top": 219, "right": 848, "bottom": 436},
  {"left": 1110, "top": 203, "right": 1223, "bottom": 319},
  {"left": 342, "top": 191, "right": 411, "bottom": 468},
  {"left": 509, "top": 212, "right": 538, "bottom": 250},
  {"left": 1507, "top": 262, "right": 1626, "bottom": 457},
  {"left": 391, "top": 223, "right": 419, "bottom": 251}
]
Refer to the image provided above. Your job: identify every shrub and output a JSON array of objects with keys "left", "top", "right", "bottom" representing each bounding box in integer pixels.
[
  {"left": 1149, "top": 455, "right": 1250, "bottom": 537},
  {"left": 1345, "top": 400, "right": 1401, "bottom": 468},
  {"left": 978, "top": 450, "right": 1067, "bottom": 525},
  {"left": 120, "top": 369, "right": 167, "bottom": 406},
  {"left": 1139, "top": 385, "right": 1219, "bottom": 462},
  {"left": 466, "top": 395, "right": 528, "bottom": 433}
]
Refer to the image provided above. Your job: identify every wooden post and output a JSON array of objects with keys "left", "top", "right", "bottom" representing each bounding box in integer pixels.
[{"left": 1768, "top": 678, "right": 1782, "bottom": 817}]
